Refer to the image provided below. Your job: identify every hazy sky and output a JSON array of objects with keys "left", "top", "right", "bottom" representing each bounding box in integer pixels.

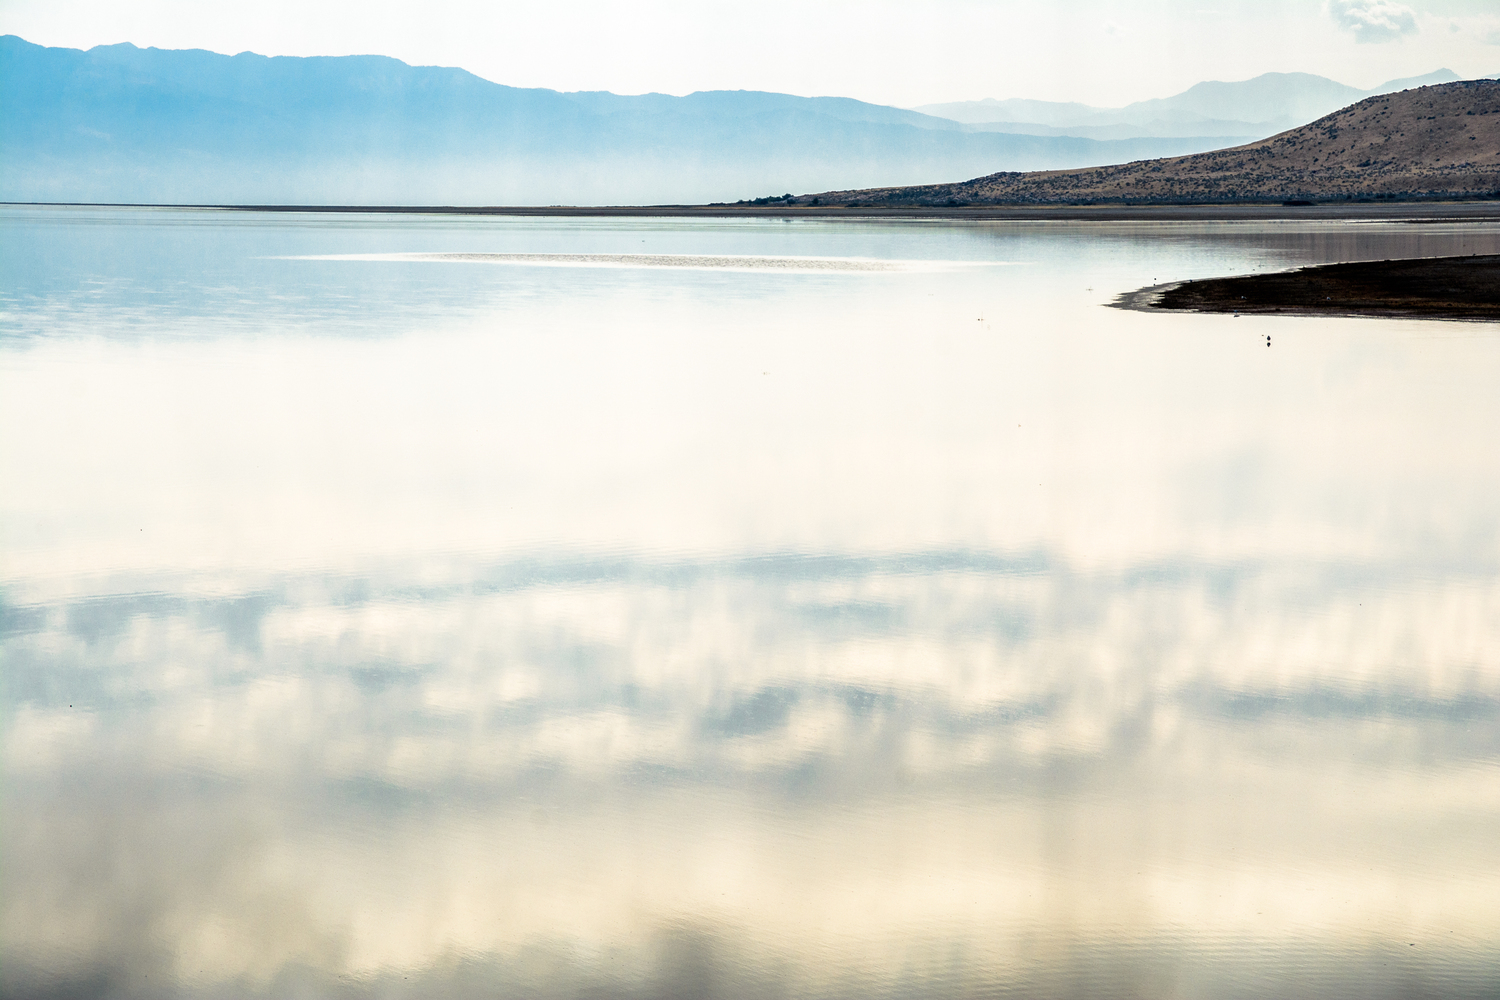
[{"left": 3, "top": 0, "right": 1499, "bottom": 107}]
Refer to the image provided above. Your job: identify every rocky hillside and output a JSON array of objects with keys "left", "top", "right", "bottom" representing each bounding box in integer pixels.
[{"left": 804, "top": 80, "right": 1500, "bottom": 206}]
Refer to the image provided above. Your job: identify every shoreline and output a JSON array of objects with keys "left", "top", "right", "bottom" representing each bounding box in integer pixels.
[
  {"left": 1114, "top": 254, "right": 1500, "bottom": 322},
  {"left": 7, "top": 200, "right": 1500, "bottom": 222}
]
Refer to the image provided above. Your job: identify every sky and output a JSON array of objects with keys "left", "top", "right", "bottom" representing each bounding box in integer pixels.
[{"left": 2, "top": 0, "right": 1499, "bottom": 108}]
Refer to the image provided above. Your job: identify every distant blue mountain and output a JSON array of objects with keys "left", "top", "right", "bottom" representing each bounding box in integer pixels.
[
  {"left": 0, "top": 36, "right": 1254, "bottom": 205},
  {"left": 915, "top": 69, "right": 1465, "bottom": 137}
]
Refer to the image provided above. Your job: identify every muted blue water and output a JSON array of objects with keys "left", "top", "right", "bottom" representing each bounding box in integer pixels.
[{"left": 3, "top": 207, "right": 1499, "bottom": 999}]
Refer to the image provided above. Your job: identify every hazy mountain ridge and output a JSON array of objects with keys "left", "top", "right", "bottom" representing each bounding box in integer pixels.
[
  {"left": 810, "top": 80, "right": 1500, "bottom": 206},
  {"left": 555, "top": 89, "right": 965, "bottom": 132},
  {"left": 0, "top": 35, "right": 1244, "bottom": 205},
  {"left": 915, "top": 70, "right": 1464, "bottom": 139},
  {"left": 4, "top": 36, "right": 1486, "bottom": 206},
  {"left": 960, "top": 119, "right": 1263, "bottom": 141}
]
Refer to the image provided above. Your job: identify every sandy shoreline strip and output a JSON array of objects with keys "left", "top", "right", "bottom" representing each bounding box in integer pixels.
[
  {"left": 1113, "top": 254, "right": 1500, "bottom": 321},
  {"left": 8, "top": 201, "right": 1500, "bottom": 223}
]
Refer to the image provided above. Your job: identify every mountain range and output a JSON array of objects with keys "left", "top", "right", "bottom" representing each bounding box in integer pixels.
[
  {"left": 1, "top": 34, "right": 1493, "bottom": 206},
  {"left": 913, "top": 70, "right": 1469, "bottom": 139},
  {"left": 0, "top": 36, "right": 1250, "bottom": 205}
]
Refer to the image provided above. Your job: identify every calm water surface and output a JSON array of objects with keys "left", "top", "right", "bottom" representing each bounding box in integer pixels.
[{"left": 2, "top": 207, "right": 1499, "bottom": 999}]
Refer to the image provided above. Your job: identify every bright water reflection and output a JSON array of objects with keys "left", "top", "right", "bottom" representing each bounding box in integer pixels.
[{"left": 2, "top": 208, "right": 1499, "bottom": 999}]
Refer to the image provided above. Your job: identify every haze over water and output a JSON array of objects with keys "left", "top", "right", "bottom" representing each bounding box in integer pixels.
[{"left": 2, "top": 206, "right": 1498, "bottom": 999}]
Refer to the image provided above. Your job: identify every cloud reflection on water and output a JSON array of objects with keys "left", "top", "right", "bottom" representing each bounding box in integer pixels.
[{"left": 5, "top": 548, "right": 1498, "bottom": 997}]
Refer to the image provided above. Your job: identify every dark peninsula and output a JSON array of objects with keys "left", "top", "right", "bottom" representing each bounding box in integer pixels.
[{"left": 1116, "top": 255, "right": 1500, "bottom": 321}]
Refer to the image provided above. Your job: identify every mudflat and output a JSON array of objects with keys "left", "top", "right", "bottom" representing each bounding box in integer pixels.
[{"left": 1121, "top": 253, "right": 1500, "bottom": 320}]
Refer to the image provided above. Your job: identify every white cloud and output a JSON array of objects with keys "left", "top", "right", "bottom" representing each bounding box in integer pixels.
[{"left": 1328, "top": 0, "right": 1420, "bottom": 43}]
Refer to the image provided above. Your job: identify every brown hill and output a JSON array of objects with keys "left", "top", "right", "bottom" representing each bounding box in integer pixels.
[{"left": 801, "top": 79, "right": 1500, "bottom": 206}]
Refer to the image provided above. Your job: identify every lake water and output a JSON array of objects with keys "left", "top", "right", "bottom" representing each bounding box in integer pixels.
[{"left": 2, "top": 206, "right": 1498, "bottom": 999}]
